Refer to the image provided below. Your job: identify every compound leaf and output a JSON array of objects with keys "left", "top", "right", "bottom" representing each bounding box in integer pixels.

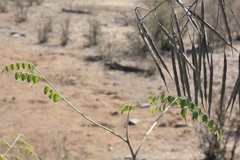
[{"left": 120, "top": 104, "right": 135, "bottom": 114}]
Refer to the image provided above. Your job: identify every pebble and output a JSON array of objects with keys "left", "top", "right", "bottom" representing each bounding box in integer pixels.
[{"left": 128, "top": 118, "right": 141, "bottom": 125}]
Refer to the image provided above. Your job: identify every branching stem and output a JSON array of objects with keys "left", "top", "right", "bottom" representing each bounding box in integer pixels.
[
  {"left": 125, "top": 111, "right": 135, "bottom": 159},
  {"left": 33, "top": 65, "right": 127, "bottom": 142},
  {"left": 3, "top": 134, "right": 22, "bottom": 157},
  {"left": 134, "top": 97, "right": 178, "bottom": 156}
]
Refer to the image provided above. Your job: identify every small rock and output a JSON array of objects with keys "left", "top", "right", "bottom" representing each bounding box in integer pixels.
[
  {"left": 111, "top": 111, "right": 118, "bottom": 116},
  {"left": 174, "top": 124, "right": 188, "bottom": 128},
  {"left": 100, "top": 101, "right": 107, "bottom": 107},
  {"left": 139, "top": 102, "right": 150, "bottom": 108},
  {"left": 128, "top": 118, "right": 140, "bottom": 125},
  {"left": 108, "top": 147, "right": 113, "bottom": 151},
  {"left": 158, "top": 123, "right": 167, "bottom": 127},
  {"left": 125, "top": 155, "right": 132, "bottom": 160},
  {"left": 10, "top": 32, "right": 26, "bottom": 37},
  {"left": 68, "top": 76, "right": 76, "bottom": 81}
]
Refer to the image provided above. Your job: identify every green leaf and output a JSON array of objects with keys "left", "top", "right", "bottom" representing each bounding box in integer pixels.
[
  {"left": 178, "top": 97, "right": 188, "bottom": 108},
  {"left": 20, "top": 146, "right": 23, "bottom": 153},
  {"left": 220, "top": 129, "right": 224, "bottom": 136},
  {"left": 21, "top": 73, "right": 27, "bottom": 81},
  {"left": 181, "top": 108, "right": 187, "bottom": 119},
  {"left": 202, "top": 114, "right": 208, "bottom": 123},
  {"left": 53, "top": 94, "right": 60, "bottom": 102},
  {"left": 148, "top": 93, "right": 155, "bottom": 103},
  {"left": 150, "top": 105, "right": 156, "bottom": 114},
  {"left": 157, "top": 105, "right": 162, "bottom": 112},
  {"left": 167, "top": 96, "right": 175, "bottom": 104},
  {"left": 192, "top": 111, "right": 198, "bottom": 120},
  {"left": 208, "top": 120, "right": 214, "bottom": 130},
  {"left": 159, "top": 94, "right": 165, "bottom": 101},
  {"left": 33, "top": 76, "right": 40, "bottom": 83},
  {"left": 188, "top": 102, "right": 195, "bottom": 110},
  {"left": 28, "top": 63, "right": 33, "bottom": 70},
  {"left": 16, "top": 62, "right": 20, "bottom": 69},
  {"left": 162, "top": 103, "right": 167, "bottom": 110},
  {"left": 214, "top": 130, "right": 221, "bottom": 141},
  {"left": 152, "top": 95, "right": 156, "bottom": 103},
  {"left": 155, "top": 95, "right": 161, "bottom": 102},
  {"left": 27, "top": 74, "right": 33, "bottom": 83},
  {"left": 49, "top": 90, "right": 54, "bottom": 99},
  {"left": 10, "top": 64, "right": 14, "bottom": 70},
  {"left": 15, "top": 72, "right": 20, "bottom": 80},
  {"left": 22, "top": 62, "right": 26, "bottom": 69},
  {"left": 120, "top": 104, "right": 135, "bottom": 114},
  {"left": 4, "top": 66, "right": 9, "bottom": 72},
  {"left": 44, "top": 86, "right": 50, "bottom": 95}
]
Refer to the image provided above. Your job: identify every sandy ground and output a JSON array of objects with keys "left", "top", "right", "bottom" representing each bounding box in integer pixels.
[{"left": 0, "top": 0, "right": 239, "bottom": 160}]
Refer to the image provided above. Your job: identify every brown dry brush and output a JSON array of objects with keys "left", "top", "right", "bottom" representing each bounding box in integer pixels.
[
  {"left": 14, "top": 0, "right": 29, "bottom": 22},
  {"left": 37, "top": 16, "right": 52, "bottom": 44},
  {"left": 135, "top": 0, "right": 240, "bottom": 159},
  {"left": 60, "top": 18, "right": 70, "bottom": 46},
  {"left": 88, "top": 18, "right": 102, "bottom": 46},
  {"left": 0, "top": 0, "right": 8, "bottom": 13}
]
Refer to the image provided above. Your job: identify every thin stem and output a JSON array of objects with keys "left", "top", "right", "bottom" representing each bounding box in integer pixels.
[
  {"left": 3, "top": 134, "right": 22, "bottom": 157},
  {"left": 134, "top": 97, "right": 178, "bottom": 156},
  {"left": 33, "top": 65, "right": 127, "bottom": 142},
  {"left": 125, "top": 111, "right": 135, "bottom": 160}
]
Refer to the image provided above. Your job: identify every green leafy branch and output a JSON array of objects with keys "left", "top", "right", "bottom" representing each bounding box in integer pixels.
[
  {"left": 1, "top": 62, "right": 126, "bottom": 142},
  {"left": 147, "top": 93, "right": 224, "bottom": 141},
  {"left": 120, "top": 95, "right": 178, "bottom": 159},
  {"left": 1, "top": 62, "right": 60, "bottom": 103},
  {"left": 0, "top": 134, "right": 39, "bottom": 160},
  {"left": 1, "top": 62, "right": 224, "bottom": 160}
]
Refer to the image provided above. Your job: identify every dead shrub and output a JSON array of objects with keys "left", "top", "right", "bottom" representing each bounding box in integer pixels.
[
  {"left": 60, "top": 18, "right": 70, "bottom": 46},
  {"left": 0, "top": 0, "right": 8, "bottom": 13},
  {"left": 87, "top": 18, "right": 102, "bottom": 46},
  {"left": 37, "top": 16, "right": 52, "bottom": 43},
  {"left": 28, "top": 0, "right": 44, "bottom": 6},
  {"left": 125, "top": 31, "right": 148, "bottom": 58},
  {"left": 14, "top": 0, "right": 29, "bottom": 22}
]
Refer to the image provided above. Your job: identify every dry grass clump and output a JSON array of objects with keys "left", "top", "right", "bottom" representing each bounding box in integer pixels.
[
  {"left": 87, "top": 18, "right": 102, "bottom": 46},
  {"left": 0, "top": 0, "right": 8, "bottom": 13},
  {"left": 60, "top": 18, "right": 70, "bottom": 46},
  {"left": 37, "top": 16, "right": 52, "bottom": 43},
  {"left": 14, "top": 0, "right": 29, "bottom": 22}
]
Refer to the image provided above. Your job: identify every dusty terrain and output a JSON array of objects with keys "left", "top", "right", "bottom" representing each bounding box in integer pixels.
[{"left": 0, "top": 0, "right": 239, "bottom": 160}]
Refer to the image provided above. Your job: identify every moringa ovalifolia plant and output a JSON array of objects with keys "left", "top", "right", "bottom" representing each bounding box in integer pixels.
[{"left": 0, "top": 62, "right": 223, "bottom": 160}]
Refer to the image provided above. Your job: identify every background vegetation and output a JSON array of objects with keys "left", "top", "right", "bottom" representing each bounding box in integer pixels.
[{"left": 0, "top": 0, "right": 240, "bottom": 159}]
